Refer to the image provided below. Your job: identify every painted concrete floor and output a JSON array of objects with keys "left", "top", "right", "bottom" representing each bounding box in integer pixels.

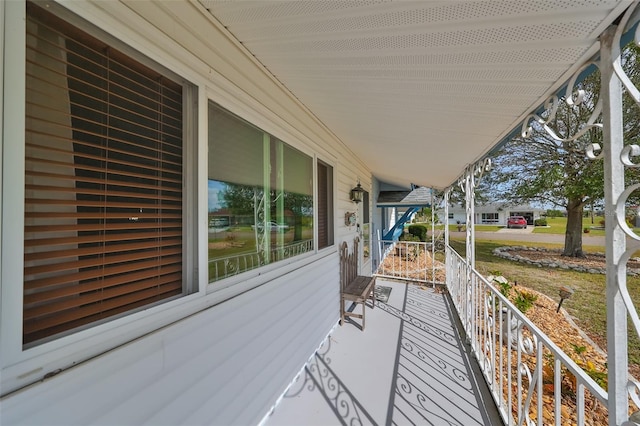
[{"left": 265, "top": 279, "right": 503, "bottom": 426}]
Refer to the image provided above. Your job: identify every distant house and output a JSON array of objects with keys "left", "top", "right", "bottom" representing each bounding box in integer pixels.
[
  {"left": 441, "top": 203, "right": 545, "bottom": 226},
  {"left": 377, "top": 186, "right": 432, "bottom": 239}
]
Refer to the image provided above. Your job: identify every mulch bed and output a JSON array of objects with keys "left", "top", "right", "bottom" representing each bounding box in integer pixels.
[
  {"left": 378, "top": 249, "right": 446, "bottom": 283},
  {"left": 502, "top": 287, "right": 611, "bottom": 425},
  {"left": 497, "top": 250, "right": 640, "bottom": 423}
]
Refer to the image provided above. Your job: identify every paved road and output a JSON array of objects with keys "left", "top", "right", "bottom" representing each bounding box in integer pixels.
[{"left": 449, "top": 229, "right": 606, "bottom": 246}]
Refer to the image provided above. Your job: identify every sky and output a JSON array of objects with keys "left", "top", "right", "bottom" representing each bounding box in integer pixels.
[{"left": 208, "top": 180, "right": 226, "bottom": 212}]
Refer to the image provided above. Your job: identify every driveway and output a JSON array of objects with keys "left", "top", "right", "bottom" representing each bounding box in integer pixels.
[
  {"left": 450, "top": 230, "right": 606, "bottom": 246},
  {"left": 496, "top": 226, "right": 534, "bottom": 234}
]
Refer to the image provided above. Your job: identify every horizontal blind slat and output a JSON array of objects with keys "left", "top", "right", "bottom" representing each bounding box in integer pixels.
[
  {"left": 25, "top": 211, "right": 182, "bottom": 220},
  {"left": 25, "top": 254, "right": 183, "bottom": 290},
  {"left": 24, "top": 290, "right": 180, "bottom": 343},
  {"left": 25, "top": 238, "right": 182, "bottom": 262},
  {"left": 25, "top": 230, "right": 182, "bottom": 248},
  {"left": 24, "top": 281, "right": 183, "bottom": 336},
  {"left": 25, "top": 158, "right": 181, "bottom": 185},
  {"left": 26, "top": 128, "right": 183, "bottom": 169},
  {"left": 25, "top": 198, "right": 182, "bottom": 209},
  {"left": 25, "top": 184, "right": 183, "bottom": 202},
  {"left": 25, "top": 169, "right": 182, "bottom": 189},
  {"left": 26, "top": 222, "right": 181, "bottom": 234},
  {"left": 25, "top": 272, "right": 183, "bottom": 313},
  {"left": 25, "top": 267, "right": 183, "bottom": 305},
  {"left": 25, "top": 246, "right": 182, "bottom": 276}
]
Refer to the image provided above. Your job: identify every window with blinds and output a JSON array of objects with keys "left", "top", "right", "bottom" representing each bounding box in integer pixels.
[
  {"left": 317, "top": 161, "right": 334, "bottom": 249},
  {"left": 23, "top": 2, "right": 186, "bottom": 346}
]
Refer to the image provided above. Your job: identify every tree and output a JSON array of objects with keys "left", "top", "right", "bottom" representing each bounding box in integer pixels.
[
  {"left": 282, "top": 191, "right": 313, "bottom": 241},
  {"left": 219, "top": 183, "right": 256, "bottom": 216},
  {"left": 482, "top": 43, "right": 640, "bottom": 257},
  {"left": 221, "top": 183, "right": 312, "bottom": 241}
]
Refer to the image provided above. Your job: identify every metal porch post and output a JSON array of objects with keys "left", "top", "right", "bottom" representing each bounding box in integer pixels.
[
  {"left": 444, "top": 189, "right": 450, "bottom": 250},
  {"left": 465, "top": 167, "right": 476, "bottom": 270},
  {"left": 444, "top": 188, "right": 450, "bottom": 290},
  {"left": 600, "top": 25, "right": 630, "bottom": 426}
]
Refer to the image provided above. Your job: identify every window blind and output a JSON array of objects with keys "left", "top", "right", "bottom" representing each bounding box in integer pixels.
[
  {"left": 317, "top": 162, "right": 333, "bottom": 249},
  {"left": 23, "top": 3, "right": 184, "bottom": 345}
]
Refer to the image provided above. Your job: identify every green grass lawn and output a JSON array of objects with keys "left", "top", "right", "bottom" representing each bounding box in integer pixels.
[
  {"left": 450, "top": 237, "right": 640, "bottom": 369},
  {"left": 533, "top": 216, "right": 606, "bottom": 236},
  {"left": 426, "top": 215, "right": 640, "bottom": 239},
  {"left": 440, "top": 224, "right": 502, "bottom": 232}
]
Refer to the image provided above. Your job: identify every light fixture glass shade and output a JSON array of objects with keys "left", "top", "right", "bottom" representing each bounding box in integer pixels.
[{"left": 350, "top": 182, "right": 364, "bottom": 203}]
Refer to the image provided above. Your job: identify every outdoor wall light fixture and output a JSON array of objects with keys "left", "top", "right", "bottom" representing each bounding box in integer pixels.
[{"left": 350, "top": 181, "right": 364, "bottom": 204}]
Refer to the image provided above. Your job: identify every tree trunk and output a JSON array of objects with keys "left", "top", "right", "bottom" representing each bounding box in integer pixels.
[
  {"left": 563, "top": 198, "right": 585, "bottom": 257},
  {"left": 294, "top": 213, "right": 303, "bottom": 241}
]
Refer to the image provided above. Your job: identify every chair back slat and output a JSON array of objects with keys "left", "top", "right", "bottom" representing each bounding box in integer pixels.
[{"left": 339, "top": 237, "right": 360, "bottom": 290}]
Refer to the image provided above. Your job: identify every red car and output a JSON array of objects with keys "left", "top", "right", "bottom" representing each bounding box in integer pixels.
[{"left": 507, "top": 216, "right": 527, "bottom": 229}]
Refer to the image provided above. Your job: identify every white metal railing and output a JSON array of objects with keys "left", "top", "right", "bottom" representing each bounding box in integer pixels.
[
  {"left": 375, "top": 239, "right": 445, "bottom": 284},
  {"left": 209, "top": 239, "right": 313, "bottom": 282},
  {"left": 445, "top": 245, "right": 609, "bottom": 426}
]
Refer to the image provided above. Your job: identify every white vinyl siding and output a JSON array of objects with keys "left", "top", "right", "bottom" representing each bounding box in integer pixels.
[
  {"left": 2, "top": 253, "right": 338, "bottom": 425},
  {"left": 1, "top": 1, "right": 364, "bottom": 424}
]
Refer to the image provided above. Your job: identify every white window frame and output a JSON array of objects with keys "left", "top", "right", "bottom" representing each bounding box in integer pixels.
[
  {"left": 0, "top": 0, "right": 205, "bottom": 396},
  {"left": 315, "top": 157, "right": 337, "bottom": 252},
  {"left": 202, "top": 90, "right": 330, "bottom": 293}
]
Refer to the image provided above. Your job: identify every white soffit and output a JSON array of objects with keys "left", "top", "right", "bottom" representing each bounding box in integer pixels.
[{"left": 200, "top": 0, "right": 632, "bottom": 189}]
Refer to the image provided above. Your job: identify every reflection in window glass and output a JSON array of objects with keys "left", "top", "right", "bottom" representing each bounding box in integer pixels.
[{"left": 207, "top": 103, "right": 313, "bottom": 282}]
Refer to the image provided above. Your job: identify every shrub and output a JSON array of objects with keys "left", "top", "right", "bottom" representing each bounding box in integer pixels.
[
  {"left": 513, "top": 290, "right": 538, "bottom": 313},
  {"left": 399, "top": 233, "right": 420, "bottom": 242},
  {"left": 487, "top": 275, "right": 512, "bottom": 297},
  {"left": 534, "top": 218, "right": 547, "bottom": 226},
  {"left": 407, "top": 224, "right": 428, "bottom": 242},
  {"left": 584, "top": 227, "right": 590, "bottom": 233}
]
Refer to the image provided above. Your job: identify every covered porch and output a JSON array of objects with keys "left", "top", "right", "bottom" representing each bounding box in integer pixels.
[
  {"left": 265, "top": 278, "right": 502, "bottom": 425},
  {"left": 2, "top": 1, "right": 640, "bottom": 425},
  {"left": 266, "top": 241, "right": 618, "bottom": 426}
]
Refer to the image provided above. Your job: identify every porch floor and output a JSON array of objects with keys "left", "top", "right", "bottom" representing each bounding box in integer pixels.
[{"left": 264, "top": 279, "right": 503, "bottom": 426}]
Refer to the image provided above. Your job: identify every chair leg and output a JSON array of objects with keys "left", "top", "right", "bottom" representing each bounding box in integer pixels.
[
  {"left": 371, "top": 284, "right": 376, "bottom": 309},
  {"left": 362, "top": 302, "right": 365, "bottom": 331}
]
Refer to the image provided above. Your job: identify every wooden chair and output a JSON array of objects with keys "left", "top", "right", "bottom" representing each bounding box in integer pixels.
[{"left": 339, "top": 237, "right": 376, "bottom": 330}]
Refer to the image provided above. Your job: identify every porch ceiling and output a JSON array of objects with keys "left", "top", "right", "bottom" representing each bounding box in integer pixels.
[{"left": 200, "top": 1, "right": 633, "bottom": 189}]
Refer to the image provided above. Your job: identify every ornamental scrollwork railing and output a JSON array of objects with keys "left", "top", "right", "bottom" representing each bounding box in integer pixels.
[
  {"left": 209, "top": 239, "right": 313, "bottom": 282},
  {"left": 520, "top": 59, "right": 604, "bottom": 148},
  {"left": 375, "top": 240, "right": 445, "bottom": 285},
  {"left": 519, "top": 2, "right": 640, "bottom": 419},
  {"left": 254, "top": 187, "right": 268, "bottom": 263},
  {"left": 446, "top": 246, "right": 609, "bottom": 426}
]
